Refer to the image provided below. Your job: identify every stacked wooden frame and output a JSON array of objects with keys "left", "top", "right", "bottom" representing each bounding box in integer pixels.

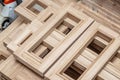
[{"left": 0, "top": 0, "right": 120, "bottom": 80}]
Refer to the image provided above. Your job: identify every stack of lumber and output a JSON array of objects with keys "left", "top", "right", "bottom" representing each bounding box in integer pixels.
[{"left": 0, "top": 0, "right": 120, "bottom": 80}]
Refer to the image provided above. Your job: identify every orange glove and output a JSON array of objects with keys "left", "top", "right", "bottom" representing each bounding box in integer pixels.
[{"left": 4, "top": 0, "right": 15, "bottom": 4}]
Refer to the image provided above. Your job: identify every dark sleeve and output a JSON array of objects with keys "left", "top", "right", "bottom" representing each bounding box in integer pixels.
[
  {"left": 16, "top": 0, "right": 23, "bottom": 5},
  {"left": 0, "top": 0, "right": 5, "bottom": 6}
]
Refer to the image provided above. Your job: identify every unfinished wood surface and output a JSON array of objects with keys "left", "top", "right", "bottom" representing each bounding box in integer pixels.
[
  {"left": 0, "top": 55, "right": 43, "bottom": 80},
  {"left": 79, "top": 0, "right": 120, "bottom": 33},
  {"left": 13, "top": 5, "right": 93, "bottom": 76},
  {"left": 81, "top": 0, "right": 120, "bottom": 25},
  {"left": 45, "top": 22, "right": 120, "bottom": 80},
  {"left": 0, "top": 0, "right": 120, "bottom": 80}
]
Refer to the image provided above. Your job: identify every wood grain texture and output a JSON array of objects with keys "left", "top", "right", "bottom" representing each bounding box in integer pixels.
[{"left": 0, "top": 0, "right": 120, "bottom": 80}]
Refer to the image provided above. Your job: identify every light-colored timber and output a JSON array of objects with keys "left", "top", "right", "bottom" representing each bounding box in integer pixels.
[{"left": 0, "top": 0, "right": 120, "bottom": 80}]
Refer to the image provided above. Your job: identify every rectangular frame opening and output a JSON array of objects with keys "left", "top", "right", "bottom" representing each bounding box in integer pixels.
[
  {"left": 27, "top": 0, "right": 47, "bottom": 14},
  {"left": 87, "top": 32, "right": 112, "bottom": 54},
  {"left": 62, "top": 61, "right": 86, "bottom": 80},
  {"left": 29, "top": 41, "right": 53, "bottom": 59},
  {"left": 56, "top": 13, "right": 80, "bottom": 35},
  {"left": 0, "top": 55, "right": 6, "bottom": 64}
]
